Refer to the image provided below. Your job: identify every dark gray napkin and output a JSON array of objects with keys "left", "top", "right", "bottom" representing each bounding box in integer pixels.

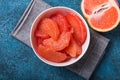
[{"left": 11, "top": 0, "right": 110, "bottom": 79}]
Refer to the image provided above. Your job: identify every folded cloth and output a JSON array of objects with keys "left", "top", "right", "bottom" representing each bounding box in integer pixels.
[{"left": 11, "top": 0, "right": 110, "bottom": 79}]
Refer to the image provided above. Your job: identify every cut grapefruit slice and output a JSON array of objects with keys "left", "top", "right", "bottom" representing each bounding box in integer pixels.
[{"left": 81, "top": 0, "right": 120, "bottom": 32}]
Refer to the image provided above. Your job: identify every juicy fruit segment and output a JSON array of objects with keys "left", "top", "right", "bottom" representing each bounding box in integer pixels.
[
  {"left": 51, "top": 13, "right": 70, "bottom": 32},
  {"left": 43, "top": 32, "right": 71, "bottom": 51},
  {"left": 35, "top": 30, "right": 50, "bottom": 39},
  {"left": 37, "top": 45, "right": 67, "bottom": 63},
  {"left": 81, "top": 0, "right": 120, "bottom": 32},
  {"left": 64, "top": 38, "right": 82, "bottom": 57},
  {"left": 39, "top": 18, "right": 60, "bottom": 40},
  {"left": 66, "top": 13, "right": 87, "bottom": 45}
]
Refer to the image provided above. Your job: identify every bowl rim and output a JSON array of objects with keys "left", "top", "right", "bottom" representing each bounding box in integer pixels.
[{"left": 30, "top": 6, "right": 90, "bottom": 67}]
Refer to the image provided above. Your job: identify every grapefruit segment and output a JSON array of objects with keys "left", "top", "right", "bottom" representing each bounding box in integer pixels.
[
  {"left": 66, "top": 13, "right": 87, "bottom": 45},
  {"left": 37, "top": 45, "right": 67, "bottom": 63},
  {"left": 51, "top": 14, "right": 70, "bottom": 32},
  {"left": 43, "top": 32, "right": 71, "bottom": 51},
  {"left": 35, "top": 30, "right": 50, "bottom": 39},
  {"left": 39, "top": 18, "right": 60, "bottom": 40},
  {"left": 64, "top": 38, "right": 82, "bottom": 57}
]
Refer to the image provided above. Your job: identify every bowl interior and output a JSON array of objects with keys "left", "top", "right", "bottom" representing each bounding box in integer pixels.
[{"left": 30, "top": 7, "right": 90, "bottom": 67}]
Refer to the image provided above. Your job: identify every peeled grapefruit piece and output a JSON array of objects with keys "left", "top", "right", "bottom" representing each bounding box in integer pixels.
[
  {"left": 51, "top": 13, "right": 70, "bottom": 32},
  {"left": 39, "top": 18, "right": 60, "bottom": 40},
  {"left": 66, "top": 13, "right": 87, "bottom": 45},
  {"left": 81, "top": 0, "right": 120, "bottom": 32},
  {"left": 64, "top": 38, "right": 82, "bottom": 57},
  {"left": 37, "top": 44, "right": 67, "bottom": 63},
  {"left": 43, "top": 32, "right": 71, "bottom": 51},
  {"left": 35, "top": 30, "right": 50, "bottom": 39}
]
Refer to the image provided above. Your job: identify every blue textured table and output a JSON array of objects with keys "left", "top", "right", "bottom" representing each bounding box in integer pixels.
[{"left": 0, "top": 0, "right": 120, "bottom": 80}]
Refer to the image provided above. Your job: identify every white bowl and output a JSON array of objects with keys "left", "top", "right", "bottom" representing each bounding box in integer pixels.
[{"left": 30, "top": 6, "right": 90, "bottom": 67}]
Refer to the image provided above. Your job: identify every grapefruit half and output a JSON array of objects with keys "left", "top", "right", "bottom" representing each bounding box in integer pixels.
[{"left": 81, "top": 0, "right": 120, "bottom": 32}]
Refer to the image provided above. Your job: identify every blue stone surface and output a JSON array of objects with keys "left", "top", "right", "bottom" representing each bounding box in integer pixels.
[{"left": 0, "top": 0, "right": 120, "bottom": 80}]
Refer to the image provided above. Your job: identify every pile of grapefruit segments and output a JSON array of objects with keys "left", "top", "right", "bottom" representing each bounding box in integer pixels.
[
  {"left": 35, "top": 13, "right": 87, "bottom": 63},
  {"left": 81, "top": 0, "right": 120, "bottom": 32}
]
